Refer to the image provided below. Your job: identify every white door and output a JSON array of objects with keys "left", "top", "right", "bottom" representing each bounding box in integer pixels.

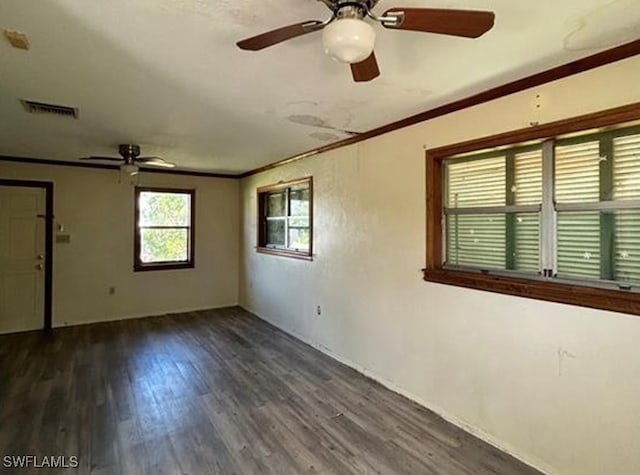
[{"left": 0, "top": 185, "right": 46, "bottom": 334}]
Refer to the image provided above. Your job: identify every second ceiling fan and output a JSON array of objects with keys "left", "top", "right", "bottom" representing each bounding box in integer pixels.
[
  {"left": 237, "top": 0, "right": 495, "bottom": 82},
  {"left": 81, "top": 144, "right": 175, "bottom": 175}
]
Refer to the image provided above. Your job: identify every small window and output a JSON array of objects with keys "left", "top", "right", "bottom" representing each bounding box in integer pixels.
[
  {"left": 425, "top": 103, "right": 640, "bottom": 317},
  {"left": 257, "top": 177, "right": 313, "bottom": 260},
  {"left": 134, "top": 187, "right": 194, "bottom": 271}
]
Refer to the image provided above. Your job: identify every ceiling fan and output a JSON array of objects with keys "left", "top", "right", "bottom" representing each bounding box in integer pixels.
[
  {"left": 236, "top": 0, "right": 495, "bottom": 82},
  {"left": 81, "top": 144, "right": 176, "bottom": 175}
]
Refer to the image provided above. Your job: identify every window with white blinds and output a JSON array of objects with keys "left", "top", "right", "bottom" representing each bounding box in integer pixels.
[
  {"left": 445, "top": 146, "right": 542, "bottom": 274},
  {"left": 443, "top": 125, "right": 640, "bottom": 289}
]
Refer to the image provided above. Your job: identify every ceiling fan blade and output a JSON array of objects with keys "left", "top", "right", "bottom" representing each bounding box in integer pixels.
[
  {"left": 237, "top": 20, "right": 325, "bottom": 51},
  {"left": 350, "top": 52, "right": 380, "bottom": 82},
  {"left": 382, "top": 8, "right": 495, "bottom": 38},
  {"left": 80, "top": 156, "right": 123, "bottom": 162},
  {"left": 137, "top": 157, "right": 176, "bottom": 168}
]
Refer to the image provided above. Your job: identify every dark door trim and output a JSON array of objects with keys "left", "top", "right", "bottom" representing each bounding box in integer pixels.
[{"left": 0, "top": 179, "right": 54, "bottom": 331}]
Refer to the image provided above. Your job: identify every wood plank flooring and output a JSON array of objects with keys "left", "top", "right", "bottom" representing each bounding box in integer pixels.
[{"left": 0, "top": 307, "right": 543, "bottom": 475}]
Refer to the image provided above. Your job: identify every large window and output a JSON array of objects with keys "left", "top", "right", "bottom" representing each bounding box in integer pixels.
[
  {"left": 257, "top": 177, "right": 312, "bottom": 260},
  {"left": 425, "top": 104, "right": 640, "bottom": 316},
  {"left": 134, "top": 187, "right": 195, "bottom": 271}
]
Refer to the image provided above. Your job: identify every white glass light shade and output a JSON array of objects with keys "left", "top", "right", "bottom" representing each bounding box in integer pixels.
[
  {"left": 119, "top": 163, "right": 139, "bottom": 185},
  {"left": 322, "top": 18, "right": 375, "bottom": 64},
  {"left": 121, "top": 163, "right": 139, "bottom": 176}
]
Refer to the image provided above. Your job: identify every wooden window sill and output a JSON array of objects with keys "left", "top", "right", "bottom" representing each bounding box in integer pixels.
[
  {"left": 423, "top": 268, "right": 640, "bottom": 317},
  {"left": 134, "top": 262, "right": 195, "bottom": 272},
  {"left": 257, "top": 247, "right": 313, "bottom": 261}
]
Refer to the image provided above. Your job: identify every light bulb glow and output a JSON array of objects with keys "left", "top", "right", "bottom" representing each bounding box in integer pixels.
[{"left": 322, "top": 18, "right": 375, "bottom": 64}]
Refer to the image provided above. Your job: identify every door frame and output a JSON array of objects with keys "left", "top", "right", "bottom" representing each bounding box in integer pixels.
[{"left": 0, "top": 179, "right": 54, "bottom": 331}]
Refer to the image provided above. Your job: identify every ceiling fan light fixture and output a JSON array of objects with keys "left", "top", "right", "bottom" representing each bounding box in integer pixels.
[
  {"left": 322, "top": 18, "right": 375, "bottom": 64},
  {"left": 121, "top": 163, "right": 139, "bottom": 176}
]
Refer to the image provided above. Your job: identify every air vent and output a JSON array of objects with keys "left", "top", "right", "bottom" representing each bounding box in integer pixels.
[{"left": 21, "top": 100, "right": 79, "bottom": 119}]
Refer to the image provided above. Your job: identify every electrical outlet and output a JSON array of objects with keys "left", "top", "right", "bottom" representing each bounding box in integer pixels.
[{"left": 316, "top": 305, "right": 322, "bottom": 316}]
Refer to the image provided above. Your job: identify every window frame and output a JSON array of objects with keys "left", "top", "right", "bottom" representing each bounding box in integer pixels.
[
  {"left": 256, "top": 177, "right": 313, "bottom": 261},
  {"left": 134, "top": 186, "right": 195, "bottom": 272},
  {"left": 425, "top": 102, "right": 640, "bottom": 317}
]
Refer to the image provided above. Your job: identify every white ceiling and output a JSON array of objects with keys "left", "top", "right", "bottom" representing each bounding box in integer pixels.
[{"left": 0, "top": 0, "right": 639, "bottom": 174}]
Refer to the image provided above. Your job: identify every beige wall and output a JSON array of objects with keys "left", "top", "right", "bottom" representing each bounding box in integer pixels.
[
  {"left": 0, "top": 162, "right": 239, "bottom": 325},
  {"left": 240, "top": 55, "right": 640, "bottom": 475}
]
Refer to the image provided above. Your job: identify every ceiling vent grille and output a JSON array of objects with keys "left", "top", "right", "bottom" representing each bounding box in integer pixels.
[{"left": 21, "top": 100, "right": 79, "bottom": 119}]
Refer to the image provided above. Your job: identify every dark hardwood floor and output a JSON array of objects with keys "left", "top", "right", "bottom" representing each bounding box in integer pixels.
[{"left": 0, "top": 307, "right": 543, "bottom": 475}]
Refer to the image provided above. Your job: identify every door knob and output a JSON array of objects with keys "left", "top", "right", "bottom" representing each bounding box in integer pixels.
[
  {"left": 37, "top": 254, "right": 44, "bottom": 260},
  {"left": 36, "top": 263, "right": 44, "bottom": 270}
]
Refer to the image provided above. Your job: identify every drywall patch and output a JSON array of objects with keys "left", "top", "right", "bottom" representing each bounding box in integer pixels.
[
  {"left": 286, "top": 100, "right": 319, "bottom": 107},
  {"left": 557, "top": 347, "right": 577, "bottom": 376},
  {"left": 288, "top": 114, "right": 330, "bottom": 128},
  {"left": 287, "top": 114, "right": 360, "bottom": 136},
  {"left": 310, "top": 132, "right": 340, "bottom": 141},
  {"left": 4, "top": 30, "right": 30, "bottom": 50},
  {"left": 564, "top": 0, "right": 640, "bottom": 51}
]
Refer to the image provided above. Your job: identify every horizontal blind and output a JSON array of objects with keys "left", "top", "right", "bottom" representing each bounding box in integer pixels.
[
  {"left": 613, "top": 133, "right": 640, "bottom": 200},
  {"left": 557, "top": 212, "right": 600, "bottom": 279},
  {"left": 555, "top": 141, "right": 600, "bottom": 203},
  {"left": 446, "top": 214, "right": 506, "bottom": 269},
  {"left": 513, "top": 149, "right": 542, "bottom": 272},
  {"left": 514, "top": 213, "right": 540, "bottom": 272},
  {"left": 555, "top": 140, "right": 601, "bottom": 279},
  {"left": 514, "top": 149, "right": 542, "bottom": 205},
  {"left": 446, "top": 156, "right": 505, "bottom": 208},
  {"left": 612, "top": 134, "right": 640, "bottom": 283},
  {"left": 615, "top": 211, "right": 640, "bottom": 284}
]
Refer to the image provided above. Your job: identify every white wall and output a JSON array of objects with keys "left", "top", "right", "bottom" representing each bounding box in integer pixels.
[
  {"left": 0, "top": 162, "right": 239, "bottom": 326},
  {"left": 240, "top": 55, "right": 640, "bottom": 475}
]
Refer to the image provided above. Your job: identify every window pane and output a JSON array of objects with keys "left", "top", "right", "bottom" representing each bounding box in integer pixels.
[
  {"left": 446, "top": 156, "right": 505, "bottom": 208},
  {"left": 615, "top": 210, "right": 640, "bottom": 284},
  {"left": 446, "top": 214, "right": 505, "bottom": 269},
  {"left": 140, "top": 228, "right": 188, "bottom": 263},
  {"left": 613, "top": 133, "right": 640, "bottom": 200},
  {"left": 267, "top": 192, "right": 286, "bottom": 217},
  {"left": 555, "top": 141, "right": 600, "bottom": 203},
  {"left": 514, "top": 213, "right": 540, "bottom": 272},
  {"left": 290, "top": 187, "right": 309, "bottom": 216},
  {"left": 266, "top": 219, "right": 285, "bottom": 246},
  {"left": 557, "top": 212, "right": 600, "bottom": 279},
  {"left": 289, "top": 216, "right": 309, "bottom": 227},
  {"left": 139, "top": 192, "right": 190, "bottom": 226},
  {"left": 514, "top": 149, "right": 542, "bottom": 205},
  {"left": 288, "top": 227, "right": 310, "bottom": 251}
]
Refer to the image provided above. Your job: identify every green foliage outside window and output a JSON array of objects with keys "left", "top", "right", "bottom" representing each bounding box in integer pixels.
[{"left": 138, "top": 191, "right": 192, "bottom": 265}]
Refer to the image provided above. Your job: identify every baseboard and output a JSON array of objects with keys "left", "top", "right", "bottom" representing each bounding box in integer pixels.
[
  {"left": 240, "top": 304, "right": 555, "bottom": 475},
  {"left": 52, "top": 303, "right": 239, "bottom": 328}
]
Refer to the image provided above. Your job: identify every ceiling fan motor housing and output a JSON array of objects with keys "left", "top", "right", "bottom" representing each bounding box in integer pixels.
[
  {"left": 333, "top": 1, "right": 371, "bottom": 18},
  {"left": 119, "top": 144, "right": 141, "bottom": 159}
]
